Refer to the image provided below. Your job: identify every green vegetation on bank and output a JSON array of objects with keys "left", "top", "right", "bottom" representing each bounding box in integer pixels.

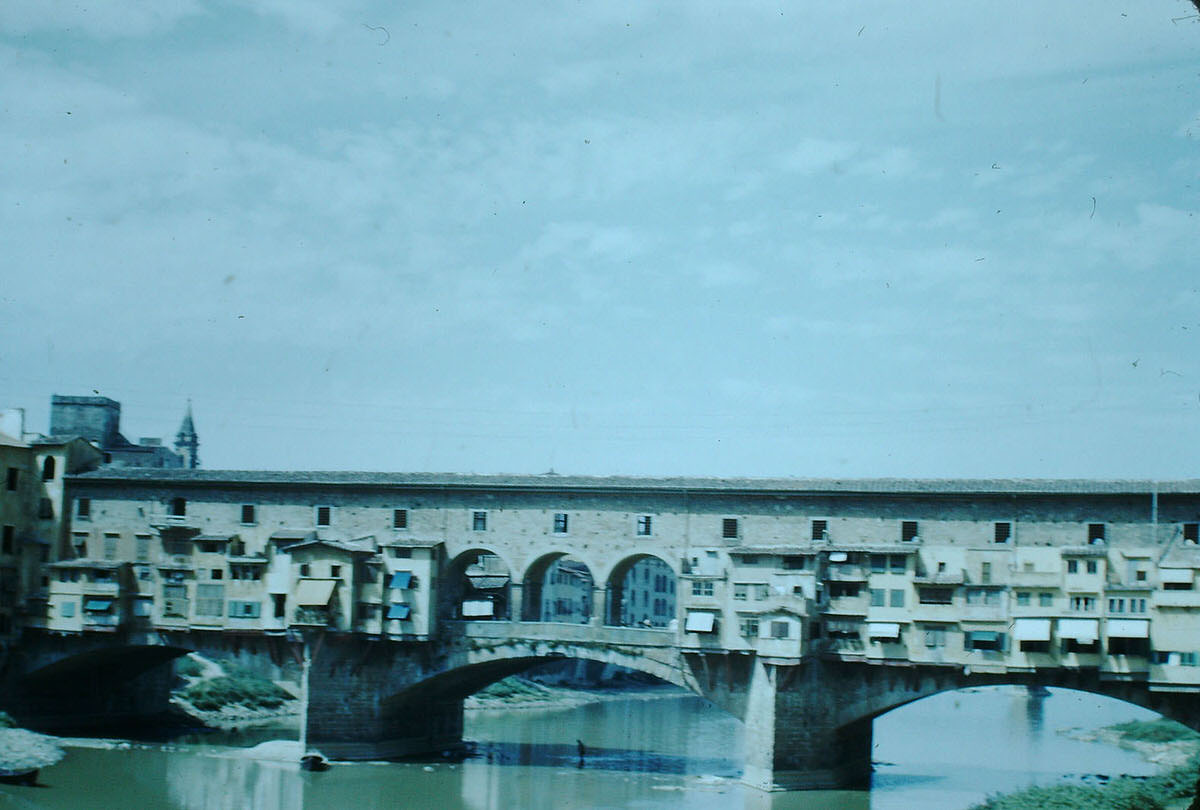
[
  {"left": 473, "top": 676, "right": 554, "bottom": 703},
  {"left": 1108, "top": 719, "right": 1200, "bottom": 744},
  {"left": 178, "top": 675, "right": 293, "bottom": 712},
  {"left": 970, "top": 755, "right": 1199, "bottom": 810}
]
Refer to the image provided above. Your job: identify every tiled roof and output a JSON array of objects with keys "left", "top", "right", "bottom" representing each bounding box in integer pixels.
[{"left": 67, "top": 468, "right": 1200, "bottom": 495}]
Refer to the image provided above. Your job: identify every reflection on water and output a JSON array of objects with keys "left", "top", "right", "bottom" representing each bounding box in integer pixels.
[{"left": 0, "top": 687, "right": 1164, "bottom": 810}]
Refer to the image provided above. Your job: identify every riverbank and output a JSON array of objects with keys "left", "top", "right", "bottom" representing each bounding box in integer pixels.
[
  {"left": 170, "top": 653, "right": 301, "bottom": 731},
  {"left": 464, "top": 676, "right": 681, "bottom": 711},
  {"left": 970, "top": 719, "right": 1200, "bottom": 810}
]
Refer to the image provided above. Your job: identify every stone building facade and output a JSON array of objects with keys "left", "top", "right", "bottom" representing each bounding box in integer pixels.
[{"left": 33, "top": 469, "right": 1200, "bottom": 693}]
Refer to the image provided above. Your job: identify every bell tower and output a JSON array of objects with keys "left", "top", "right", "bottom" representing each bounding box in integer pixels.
[{"left": 174, "top": 400, "right": 200, "bottom": 469}]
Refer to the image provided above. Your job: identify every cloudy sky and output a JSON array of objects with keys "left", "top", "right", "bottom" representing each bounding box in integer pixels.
[{"left": 2, "top": 2, "right": 1198, "bottom": 478}]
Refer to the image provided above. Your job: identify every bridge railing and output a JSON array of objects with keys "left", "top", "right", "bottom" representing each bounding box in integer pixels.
[{"left": 452, "top": 620, "right": 676, "bottom": 649}]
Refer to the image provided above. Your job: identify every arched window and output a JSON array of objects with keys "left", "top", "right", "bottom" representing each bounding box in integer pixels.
[{"left": 41, "top": 456, "right": 56, "bottom": 481}]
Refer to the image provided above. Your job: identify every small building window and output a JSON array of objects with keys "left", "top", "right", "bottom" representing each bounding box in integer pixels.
[
  {"left": 553, "top": 513, "right": 569, "bottom": 533},
  {"left": 76, "top": 498, "right": 90, "bottom": 519},
  {"left": 722, "top": 518, "right": 739, "bottom": 539},
  {"left": 691, "top": 580, "right": 714, "bottom": 597},
  {"left": 330, "top": 564, "right": 341, "bottom": 578},
  {"left": 170, "top": 497, "right": 187, "bottom": 517},
  {"left": 636, "top": 515, "right": 652, "bottom": 536},
  {"left": 316, "top": 506, "right": 332, "bottom": 527},
  {"left": 870, "top": 588, "right": 885, "bottom": 607},
  {"left": 890, "top": 555, "right": 907, "bottom": 574},
  {"left": 1, "top": 526, "right": 13, "bottom": 555},
  {"left": 812, "top": 519, "right": 828, "bottom": 541},
  {"left": 870, "top": 554, "right": 887, "bottom": 573},
  {"left": 241, "top": 504, "right": 256, "bottom": 525},
  {"left": 1066, "top": 559, "right": 1078, "bottom": 574},
  {"left": 1039, "top": 592, "right": 1054, "bottom": 607},
  {"left": 1087, "top": 523, "right": 1106, "bottom": 544},
  {"left": 889, "top": 589, "right": 905, "bottom": 608},
  {"left": 299, "top": 563, "right": 311, "bottom": 577},
  {"left": 472, "top": 511, "right": 487, "bottom": 531},
  {"left": 994, "top": 522, "right": 1011, "bottom": 543},
  {"left": 103, "top": 533, "right": 118, "bottom": 560},
  {"left": 1016, "top": 591, "right": 1031, "bottom": 606},
  {"left": 211, "top": 568, "right": 223, "bottom": 580},
  {"left": 901, "top": 521, "right": 919, "bottom": 542},
  {"left": 1086, "top": 560, "right": 1098, "bottom": 574},
  {"left": 1184, "top": 523, "right": 1199, "bottom": 544},
  {"left": 41, "top": 456, "right": 56, "bottom": 481},
  {"left": 5, "top": 468, "right": 17, "bottom": 491},
  {"left": 739, "top": 616, "right": 759, "bottom": 637},
  {"left": 981, "top": 562, "right": 992, "bottom": 584},
  {"left": 393, "top": 509, "right": 408, "bottom": 529},
  {"left": 770, "top": 621, "right": 789, "bottom": 639}
]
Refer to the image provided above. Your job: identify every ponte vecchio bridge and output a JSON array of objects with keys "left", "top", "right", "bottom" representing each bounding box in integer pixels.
[{"left": 7, "top": 471, "right": 1200, "bottom": 790}]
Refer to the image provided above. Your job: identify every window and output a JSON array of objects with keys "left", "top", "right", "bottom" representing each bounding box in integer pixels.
[
  {"left": 5, "top": 467, "right": 17, "bottom": 491},
  {"left": 61, "top": 601, "right": 76, "bottom": 618},
  {"left": 1130, "top": 598, "right": 1147, "bottom": 613},
  {"left": 299, "top": 563, "right": 311, "bottom": 577},
  {"left": 553, "top": 513, "right": 569, "bottom": 533},
  {"left": 103, "top": 533, "right": 118, "bottom": 560},
  {"left": 870, "top": 588, "right": 885, "bottom": 607},
  {"left": 812, "top": 519, "right": 828, "bottom": 540},
  {"left": 901, "top": 521, "right": 919, "bottom": 542},
  {"left": 691, "top": 580, "right": 714, "bottom": 597},
  {"left": 229, "top": 600, "right": 261, "bottom": 618},
  {"left": 195, "top": 584, "right": 224, "bottom": 617},
  {"left": 870, "top": 554, "right": 887, "bottom": 573},
  {"left": 1086, "top": 560, "right": 1098, "bottom": 574},
  {"left": 170, "top": 497, "right": 186, "bottom": 517},
  {"left": 389, "top": 547, "right": 413, "bottom": 559},
  {"left": 1185, "top": 523, "right": 1200, "bottom": 544},
  {"left": 316, "top": 506, "right": 332, "bottom": 527},
  {"left": 889, "top": 589, "right": 905, "bottom": 608},
  {"left": 636, "top": 515, "right": 652, "bottom": 536},
  {"left": 1067, "top": 560, "right": 1078, "bottom": 574},
  {"left": 783, "top": 556, "right": 806, "bottom": 570},
  {"left": 76, "top": 498, "right": 90, "bottom": 519},
  {"left": 966, "top": 588, "right": 1000, "bottom": 606},
  {"left": 770, "top": 621, "right": 790, "bottom": 639},
  {"left": 1070, "top": 595, "right": 1096, "bottom": 612},
  {"left": 230, "top": 538, "right": 245, "bottom": 556},
  {"left": 994, "top": 522, "right": 1011, "bottom": 543},
  {"left": 41, "top": 456, "right": 55, "bottom": 481},
  {"left": 330, "top": 565, "right": 341, "bottom": 578},
  {"left": 134, "top": 534, "right": 150, "bottom": 562},
  {"left": 918, "top": 587, "right": 953, "bottom": 605},
  {"left": 393, "top": 509, "right": 408, "bottom": 529},
  {"left": 738, "top": 555, "right": 760, "bottom": 565},
  {"left": 1108, "top": 598, "right": 1125, "bottom": 613},
  {"left": 734, "top": 583, "right": 748, "bottom": 601},
  {"left": 739, "top": 616, "right": 760, "bottom": 638},
  {"left": 1016, "top": 591, "right": 1031, "bottom": 606},
  {"left": 273, "top": 594, "right": 286, "bottom": 618},
  {"left": 472, "top": 511, "right": 487, "bottom": 531},
  {"left": 1087, "top": 523, "right": 1106, "bottom": 544},
  {"left": 924, "top": 626, "right": 947, "bottom": 648},
  {"left": 890, "top": 555, "right": 907, "bottom": 574},
  {"left": 241, "top": 504, "right": 256, "bottom": 524},
  {"left": 1039, "top": 592, "right": 1054, "bottom": 607},
  {"left": 1136, "top": 569, "right": 1147, "bottom": 581},
  {"left": 981, "top": 562, "right": 992, "bottom": 584},
  {"left": 1, "top": 526, "right": 12, "bottom": 555},
  {"left": 828, "top": 582, "right": 860, "bottom": 598},
  {"left": 722, "top": 518, "right": 739, "bottom": 539},
  {"left": 211, "top": 568, "right": 223, "bottom": 580}
]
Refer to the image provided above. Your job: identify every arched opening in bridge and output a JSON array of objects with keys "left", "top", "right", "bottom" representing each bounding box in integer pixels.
[
  {"left": 439, "top": 548, "right": 512, "bottom": 620},
  {"left": 520, "top": 552, "right": 595, "bottom": 623},
  {"left": 865, "top": 685, "right": 1168, "bottom": 801},
  {"left": 605, "top": 554, "right": 676, "bottom": 627}
]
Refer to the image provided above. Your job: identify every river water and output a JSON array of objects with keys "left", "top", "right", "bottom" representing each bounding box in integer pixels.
[{"left": 0, "top": 686, "right": 1164, "bottom": 810}]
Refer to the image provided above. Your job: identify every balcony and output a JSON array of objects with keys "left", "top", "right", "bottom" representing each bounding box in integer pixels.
[
  {"left": 1154, "top": 590, "right": 1200, "bottom": 608},
  {"left": 148, "top": 514, "right": 201, "bottom": 531},
  {"left": 825, "top": 565, "right": 867, "bottom": 582},
  {"left": 293, "top": 607, "right": 337, "bottom": 628},
  {"left": 825, "top": 594, "right": 869, "bottom": 616}
]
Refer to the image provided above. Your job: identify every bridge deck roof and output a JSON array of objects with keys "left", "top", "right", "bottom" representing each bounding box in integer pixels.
[{"left": 67, "top": 469, "right": 1200, "bottom": 496}]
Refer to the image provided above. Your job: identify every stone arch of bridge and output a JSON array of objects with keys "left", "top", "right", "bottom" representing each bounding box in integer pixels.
[
  {"left": 603, "top": 552, "right": 679, "bottom": 627},
  {"left": 786, "top": 661, "right": 1200, "bottom": 744},
  {"left": 518, "top": 551, "right": 598, "bottom": 623},
  {"left": 378, "top": 640, "right": 695, "bottom": 727},
  {"left": 439, "top": 546, "right": 517, "bottom": 621}
]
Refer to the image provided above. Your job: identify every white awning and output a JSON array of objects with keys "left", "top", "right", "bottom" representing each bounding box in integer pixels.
[
  {"left": 294, "top": 579, "right": 337, "bottom": 606},
  {"left": 1013, "top": 618, "right": 1051, "bottom": 642},
  {"left": 867, "top": 622, "right": 901, "bottom": 639},
  {"left": 1107, "top": 619, "right": 1150, "bottom": 638},
  {"left": 1057, "top": 619, "right": 1099, "bottom": 643},
  {"left": 1160, "top": 569, "right": 1195, "bottom": 584},
  {"left": 828, "top": 552, "right": 848, "bottom": 562},
  {"left": 685, "top": 611, "right": 717, "bottom": 633},
  {"left": 462, "top": 599, "right": 494, "bottom": 618}
]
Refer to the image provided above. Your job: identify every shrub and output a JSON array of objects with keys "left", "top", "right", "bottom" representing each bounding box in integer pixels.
[
  {"left": 1109, "top": 719, "right": 1199, "bottom": 743},
  {"left": 180, "top": 675, "right": 292, "bottom": 712},
  {"left": 175, "top": 657, "right": 205, "bottom": 679}
]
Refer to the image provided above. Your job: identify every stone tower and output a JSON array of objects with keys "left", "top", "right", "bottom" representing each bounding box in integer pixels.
[{"left": 174, "top": 401, "right": 200, "bottom": 469}]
